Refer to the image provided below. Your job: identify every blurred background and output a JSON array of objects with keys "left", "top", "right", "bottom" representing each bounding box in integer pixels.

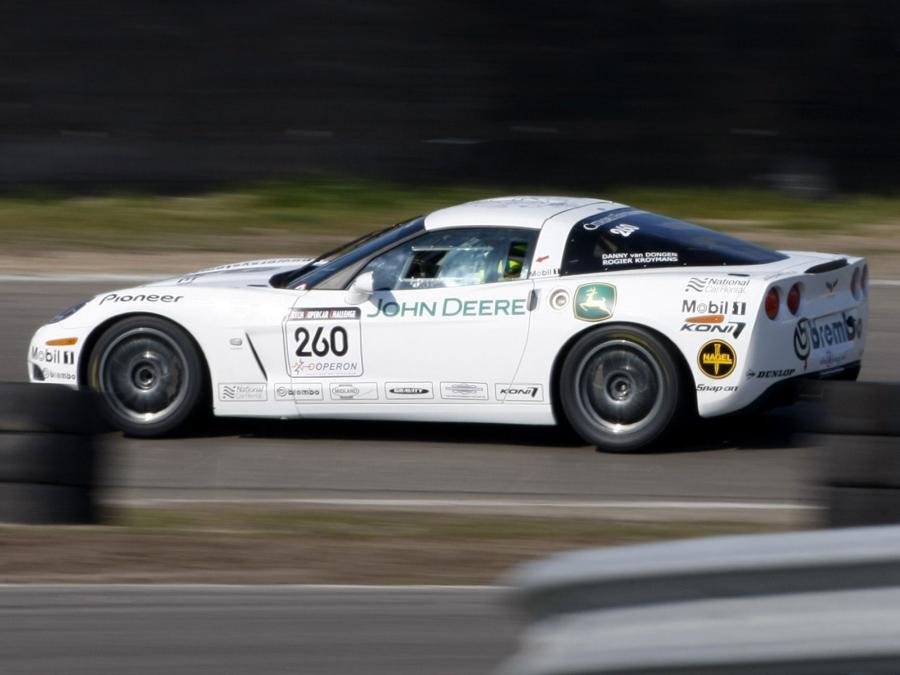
[
  {"left": 2, "top": 0, "right": 898, "bottom": 192},
  {"left": 0, "top": 0, "right": 897, "bottom": 269},
  {"left": 0, "top": 0, "right": 896, "bottom": 269}
]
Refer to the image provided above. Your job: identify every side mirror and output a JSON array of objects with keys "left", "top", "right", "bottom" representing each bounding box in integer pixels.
[{"left": 345, "top": 271, "right": 375, "bottom": 305}]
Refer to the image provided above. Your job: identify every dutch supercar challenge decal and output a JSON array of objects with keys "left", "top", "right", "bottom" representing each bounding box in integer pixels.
[
  {"left": 573, "top": 283, "right": 616, "bottom": 322},
  {"left": 697, "top": 340, "right": 737, "bottom": 379},
  {"left": 284, "top": 307, "right": 363, "bottom": 378},
  {"left": 202, "top": 258, "right": 312, "bottom": 273}
]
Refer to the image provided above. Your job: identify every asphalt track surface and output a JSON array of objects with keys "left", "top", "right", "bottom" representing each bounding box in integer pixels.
[
  {"left": 0, "top": 585, "right": 515, "bottom": 675},
  {"left": 2, "top": 280, "right": 900, "bottom": 513}
]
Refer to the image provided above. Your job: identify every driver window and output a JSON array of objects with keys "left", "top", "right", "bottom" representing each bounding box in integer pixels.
[{"left": 360, "top": 227, "right": 537, "bottom": 291}]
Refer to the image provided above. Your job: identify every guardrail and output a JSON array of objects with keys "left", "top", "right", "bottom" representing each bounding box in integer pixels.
[
  {"left": 500, "top": 525, "right": 900, "bottom": 674},
  {"left": 504, "top": 524, "right": 900, "bottom": 620},
  {"left": 499, "top": 380, "right": 900, "bottom": 674},
  {"left": 500, "top": 586, "right": 900, "bottom": 675},
  {"left": 0, "top": 383, "right": 100, "bottom": 523}
]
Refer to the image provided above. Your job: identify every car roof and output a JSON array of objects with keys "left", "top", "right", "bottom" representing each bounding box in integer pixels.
[{"left": 423, "top": 196, "right": 619, "bottom": 230}]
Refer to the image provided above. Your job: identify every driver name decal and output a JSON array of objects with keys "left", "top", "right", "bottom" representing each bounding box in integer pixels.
[
  {"left": 284, "top": 307, "right": 363, "bottom": 378},
  {"left": 601, "top": 251, "right": 678, "bottom": 266}
]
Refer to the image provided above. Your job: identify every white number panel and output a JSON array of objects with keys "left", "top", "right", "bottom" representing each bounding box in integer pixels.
[{"left": 283, "top": 307, "right": 363, "bottom": 378}]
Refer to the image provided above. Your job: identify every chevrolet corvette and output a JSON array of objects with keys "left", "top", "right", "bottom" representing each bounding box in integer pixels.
[{"left": 28, "top": 196, "right": 868, "bottom": 451}]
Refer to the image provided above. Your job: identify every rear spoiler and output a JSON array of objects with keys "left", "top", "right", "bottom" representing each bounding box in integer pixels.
[{"left": 805, "top": 258, "right": 848, "bottom": 274}]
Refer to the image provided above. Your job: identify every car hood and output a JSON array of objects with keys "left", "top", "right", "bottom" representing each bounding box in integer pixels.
[{"left": 146, "top": 257, "right": 316, "bottom": 289}]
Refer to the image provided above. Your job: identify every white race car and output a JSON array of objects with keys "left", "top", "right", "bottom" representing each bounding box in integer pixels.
[{"left": 28, "top": 196, "right": 868, "bottom": 452}]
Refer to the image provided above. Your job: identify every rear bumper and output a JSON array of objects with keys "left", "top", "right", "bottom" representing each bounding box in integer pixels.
[{"left": 731, "top": 360, "right": 862, "bottom": 415}]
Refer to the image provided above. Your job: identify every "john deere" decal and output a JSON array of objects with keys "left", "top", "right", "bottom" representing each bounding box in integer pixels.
[{"left": 573, "top": 283, "right": 616, "bottom": 322}]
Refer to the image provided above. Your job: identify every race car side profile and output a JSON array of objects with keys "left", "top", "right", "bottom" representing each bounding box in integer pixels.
[{"left": 28, "top": 196, "right": 868, "bottom": 452}]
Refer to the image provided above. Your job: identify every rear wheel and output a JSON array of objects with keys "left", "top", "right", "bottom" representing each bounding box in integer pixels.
[
  {"left": 88, "top": 316, "right": 204, "bottom": 437},
  {"left": 560, "top": 326, "right": 682, "bottom": 453}
]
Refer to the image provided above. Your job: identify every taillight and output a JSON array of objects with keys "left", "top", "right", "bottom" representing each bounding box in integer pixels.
[
  {"left": 862, "top": 264, "right": 869, "bottom": 296},
  {"left": 851, "top": 268, "right": 860, "bottom": 299},
  {"left": 765, "top": 287, "right": 780, "bottom": 320},
  {"left": 787, "top": 283, "right": 801, "bottom": 315}
]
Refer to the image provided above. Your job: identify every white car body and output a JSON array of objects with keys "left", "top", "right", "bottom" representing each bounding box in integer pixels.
[{"left": 29, "top": 196, "right": 868, "bottom": 429}]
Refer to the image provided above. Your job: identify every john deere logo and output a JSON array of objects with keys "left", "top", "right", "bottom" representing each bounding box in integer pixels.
[
  {"left": 697, "top": 340, "right": 737, "bottom": 379},
  {"left": 574, "top": 283, "right": 616, "bottom": 322}
]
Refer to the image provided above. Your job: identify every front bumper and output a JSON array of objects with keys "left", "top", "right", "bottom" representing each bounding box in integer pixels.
[{"left": 27, "top": 323, "right": 90, "bottom": 387}]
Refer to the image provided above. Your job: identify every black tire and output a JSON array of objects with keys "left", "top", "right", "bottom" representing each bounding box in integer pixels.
[
  {"left": 819, "top": 434, "right": 900, "bottom": 489},
  {"left": 798, "top": 381, "right": 900, "bottom": 436},
  {"left": 559, "top": 325, "right": 682, "bottom": 453},
  {"left": 0, "top": 383, "right": 101, "bottom": 434},
  {"left": 87, "top": 316, "right": 204, "bottom": 437},
  {"left": 0, "top": 433, "right": 94, "bottom": 486},
  {"left": 0, "top": 483, "right": 95, "bottom": 524}
]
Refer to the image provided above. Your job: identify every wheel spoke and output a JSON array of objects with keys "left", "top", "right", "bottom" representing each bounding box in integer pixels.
[
  {"left": 579, "top": 340, "right": 664, "bottom": 434},
  {"left": 98, "top": 328, "right": 190, "bottom": 425}
]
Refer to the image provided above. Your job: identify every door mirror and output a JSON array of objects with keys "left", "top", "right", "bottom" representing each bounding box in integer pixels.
[{"left": 345, "top": 271, "right": 375, "bottom": 305}]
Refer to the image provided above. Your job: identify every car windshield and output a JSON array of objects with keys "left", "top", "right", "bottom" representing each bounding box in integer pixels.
[{"left": 279, "top": 217, "right": 426, "bottom": 289}]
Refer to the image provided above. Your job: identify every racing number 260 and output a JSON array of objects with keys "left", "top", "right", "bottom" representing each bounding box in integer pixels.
[{"left": 294, "top": 326, "right": 348, "bottom": 357}]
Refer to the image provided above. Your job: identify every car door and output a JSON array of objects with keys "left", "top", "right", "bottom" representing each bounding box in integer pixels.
[
  {"left": 284, "top": 226, "right": 538, "bottom": 411},
  {"left": 358, "top": 226, "right": 538, "bottom": 405}
]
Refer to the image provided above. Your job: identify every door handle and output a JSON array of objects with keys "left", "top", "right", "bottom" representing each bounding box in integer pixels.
[{"left": 527, "top": 289, "right": 538, "bottom": 311}]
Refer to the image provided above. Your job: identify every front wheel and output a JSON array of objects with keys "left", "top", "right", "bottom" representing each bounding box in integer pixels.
[
  {"left": 88, "top": 316, "right": 205, "bottom": 437},
  {"left": 559, "top": 326, "right": 682, "bottom": 453}
]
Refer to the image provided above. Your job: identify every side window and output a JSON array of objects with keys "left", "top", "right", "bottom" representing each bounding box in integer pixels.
[
  {"left": 361, "top": 228, "right": 537, "bottom": 291},
  {"left": 561, "top": 208, "right": 786, "bottom": 276}
]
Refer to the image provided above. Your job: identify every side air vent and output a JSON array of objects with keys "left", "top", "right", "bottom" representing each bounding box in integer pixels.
[{"left": 805, "top": 258, "right": 848, "bottom": 274}]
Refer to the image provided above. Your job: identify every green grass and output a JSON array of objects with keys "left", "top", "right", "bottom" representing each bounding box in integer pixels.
[
  {"left": 2, "top": 179, "right": 899, "bottom": 253},
  {"left": 0, "top": 507, "right": 793, "bottom": 583},
  {"left": 110, "top": 505, "right": 775, "bottom": 542}
]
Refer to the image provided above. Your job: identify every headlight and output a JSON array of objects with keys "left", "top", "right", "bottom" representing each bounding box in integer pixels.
[{"left": 49, "top": 301, "right": 86, "bottom": 324}]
